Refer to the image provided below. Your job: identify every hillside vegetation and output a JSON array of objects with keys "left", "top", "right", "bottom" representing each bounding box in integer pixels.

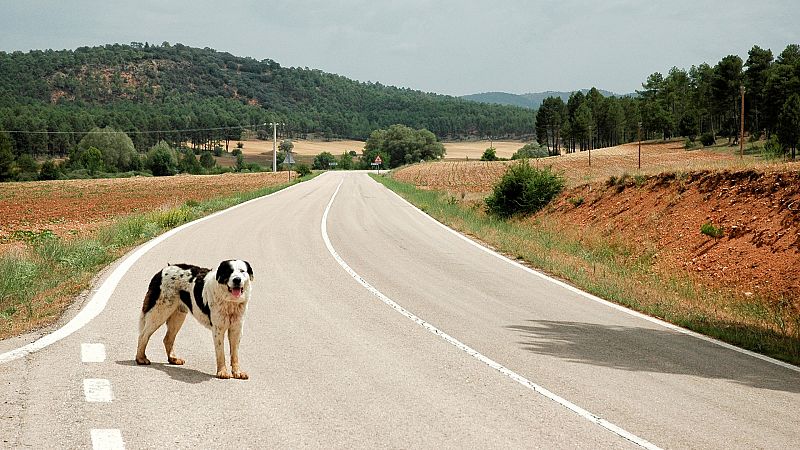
[{"left": 0, "top": 42, "right": 533, "bottom": 157}]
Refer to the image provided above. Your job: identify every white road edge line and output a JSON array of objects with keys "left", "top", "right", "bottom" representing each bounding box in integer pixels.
[
  {"left": 83, "top": 378, "right": 113, "bottom": 402},
  {"left": 90, "top": 429, "right": 125, "bottom": 450},
  {"left": 321, "top": 178, "right": 661, "bottom": 450},
  {"left": 375, "top": 175, "right": 800, "bottom": 374},
  {"left": 81, "top": 343, "right": 106, "bottom": 363},
  {"left": 0, "top": 178, "right": 311, "bottom": 364}
]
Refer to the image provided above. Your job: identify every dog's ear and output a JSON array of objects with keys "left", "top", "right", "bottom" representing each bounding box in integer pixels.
[
  {"left": 244, "top": 260, "right": 254, "bottom": 280},
  {"left": 215, "top": 260, "right": 234, "bottom": 284}
]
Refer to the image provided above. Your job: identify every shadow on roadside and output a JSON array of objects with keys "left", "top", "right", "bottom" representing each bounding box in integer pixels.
[{"left": 506, "top": 320, "right": 800, "bottom": 393}]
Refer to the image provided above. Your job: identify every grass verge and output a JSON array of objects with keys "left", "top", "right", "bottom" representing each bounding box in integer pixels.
[
  {"left": 0, "top": 174, "right": 317, "bottom": 340},
  {"left": 372, "top": 174, "right": 800, "bottom": 366}
]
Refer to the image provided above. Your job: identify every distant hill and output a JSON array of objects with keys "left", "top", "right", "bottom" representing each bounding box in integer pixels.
[
  {"left": 0, "top": 43, "right": 534, "bottom": 156},
  {"left": 462, "top": 89, "right": 626, "bottom": 109}
]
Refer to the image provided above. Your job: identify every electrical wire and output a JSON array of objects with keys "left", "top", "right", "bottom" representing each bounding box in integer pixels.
[{"left": 0, "top": 123, "right": 270, "bottom": 135}]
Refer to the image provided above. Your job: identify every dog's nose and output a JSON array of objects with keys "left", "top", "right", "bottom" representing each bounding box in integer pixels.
[{"left": 232, "top": 277, "right": 242, "bottom": 286}]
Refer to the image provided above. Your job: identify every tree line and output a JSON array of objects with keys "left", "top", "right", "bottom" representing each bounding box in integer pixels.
[
  {"left": 0, "top": 42, "right": 534, "bottom": 161},
  {"left": 535, "top": 43, "right": 800, "bottom": 157}
]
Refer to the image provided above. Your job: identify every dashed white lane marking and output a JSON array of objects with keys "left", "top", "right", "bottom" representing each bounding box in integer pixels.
[
  {"left": 321, "top": 178, "right": 660, "bottom": 450},
  {"left": 83, "top": 378, "right": 114, "bottom": 403},
  {"left": 90, "top": 429, "right": 125, "bottom": 450},
  {"left": 81, "top": 343, "right": 106, "bottom": 363}
]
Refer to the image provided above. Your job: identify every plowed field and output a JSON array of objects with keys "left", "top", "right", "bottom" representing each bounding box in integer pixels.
[{"left": 0, "top": 172, "right": 290, "bottom": 249}]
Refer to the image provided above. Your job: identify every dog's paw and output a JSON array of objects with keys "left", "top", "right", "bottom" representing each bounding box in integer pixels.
[
  {"left": 167, "top": 357, "right": 185, "bottom": 365},
  {"left": 216, "top": 370, "right": 231, "bottom": 379},
  {"left": 232, "top": 370, "right": 249, "bottom": 380},
  {"left": 135, "top": 356, "right": 151, "bottom": 365}
]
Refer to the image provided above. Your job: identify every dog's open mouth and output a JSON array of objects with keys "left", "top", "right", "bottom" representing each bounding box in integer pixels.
[{"left": 229, "top": 287, "right": 243, "bottom": 298}]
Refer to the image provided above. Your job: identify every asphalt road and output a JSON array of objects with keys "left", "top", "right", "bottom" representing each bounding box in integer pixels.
[{"left": 1, "top": 171, "right": 798, "bottom": 449}]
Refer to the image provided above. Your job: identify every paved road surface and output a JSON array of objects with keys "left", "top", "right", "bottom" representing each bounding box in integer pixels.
[{"left": 1, "top": 171, "right": 798, "bottom": 449}]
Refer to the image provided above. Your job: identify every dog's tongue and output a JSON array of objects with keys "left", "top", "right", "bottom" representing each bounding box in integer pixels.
[{"left": 231, "top": 288, "right": 242, "bottom": 298}]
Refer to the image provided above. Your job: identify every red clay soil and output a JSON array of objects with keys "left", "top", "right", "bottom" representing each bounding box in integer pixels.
[
  {"left": 543, "top": 167, "right": 800, "bottom": 304},
  {"left": 0, "top": 172, "right": 290, "bottom": 251}
]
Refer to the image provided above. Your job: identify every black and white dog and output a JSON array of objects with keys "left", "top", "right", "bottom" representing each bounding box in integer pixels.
[{"left": 136, "top": 259, "right": 253, "bottom": 379}]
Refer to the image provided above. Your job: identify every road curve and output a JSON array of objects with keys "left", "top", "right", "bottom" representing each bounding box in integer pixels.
[{"left": 1, "top": 171, "right": 798, "bottom": 449}]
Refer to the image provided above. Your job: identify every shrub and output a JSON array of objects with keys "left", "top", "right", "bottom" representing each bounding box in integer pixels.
[
  {"left": 199, "top": 151, "right": 216, "bottom": 169},
  {"left": 512, "top": 142, "right": 549, "bottom": 159},
  {"left": 313, "top": 151, "right": 336, "bottom": 169},
  {"left": 763, "top": 135, "right": 783, "bottom": 160},
  {"left": 700, "top": 222, "right": 723, "bottom": 239},
  {"left": 485, "top": 160, "right": 565, "bottom": 218},
  {"left": 568, "top": 196, "right": 584, "bottom": 207},
  {"left": 39, "top": 160, "right": 61, "bottom": 180},
  {"left": 700, "top": 132, "right": 716, "bottom": 147},
  {"left": 235, "top": 153, "right": 246, "bottom": 172},
  {"left": 146, "top": 141, "right": 177, "bottom": 176},
  {"left": 295, "top": 163, "right": 311, "bottom": 177},
  {"left": 481, "top": 147, "right": 498, "bottom": 161},
  {"left": 231, "top": 148, "right": 243, "bottom": 157}
]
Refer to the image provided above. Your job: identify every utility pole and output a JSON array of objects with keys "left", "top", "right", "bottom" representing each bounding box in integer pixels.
[
  {"left": 740, "top": 85, "right": 746, "bottom": 159},
  {"left": 269, "top": 121, "right": 285, "bottom": 172},
  {"left": 588, "top": 124, "right": 592, "bottom": 168},
  {"left": 638, "top": 121, "right": 642, "bottom": 170}
]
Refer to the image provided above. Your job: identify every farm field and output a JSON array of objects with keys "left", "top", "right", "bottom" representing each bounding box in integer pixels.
[
  {"left": 229, "top": 138, "right": 528, "bottom": 162},
  {"left": 0, "top": 172, "right": 291, "bottom": 251},
  {"left": 393, "top": 140, "right": 772, "bottom": 194}
]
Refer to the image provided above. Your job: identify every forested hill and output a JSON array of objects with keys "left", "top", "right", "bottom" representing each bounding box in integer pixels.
[{"left": 0, "top": 42, "right": 533, "bottom": 154}]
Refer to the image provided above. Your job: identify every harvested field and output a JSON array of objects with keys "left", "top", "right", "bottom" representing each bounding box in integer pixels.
[
  {"left": 235, "top": 138, "right": 365, "bottom": 156},
  {"left": 394, "top": 141, "right": 774, "bottom": 194},
  {"left": 0, "top": 172, "right": 291, "bottom": 250},
  {"left": 442, "top": 140, "right": 527, "bottom": 160},
  {"left": 230, "top": 138, "right": 527, "bottom": 162}
]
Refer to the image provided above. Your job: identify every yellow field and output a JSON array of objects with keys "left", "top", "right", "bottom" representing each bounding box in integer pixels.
[
  {"left": 237, "top": 139, "right": 366, "bottom": 156},
  {"left": 442, "top": 140, "right": 527, "bottom": 159},
  {"left": 232, "top": 138, "right": 528, "bottom": 160}
]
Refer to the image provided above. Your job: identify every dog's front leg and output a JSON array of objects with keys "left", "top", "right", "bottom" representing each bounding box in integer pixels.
[
  {"left": 213, "top": 326, "right": 230, "bottom": 379},
  {"left": 229, "top": 323, "right": 248, "bottom": 380}
]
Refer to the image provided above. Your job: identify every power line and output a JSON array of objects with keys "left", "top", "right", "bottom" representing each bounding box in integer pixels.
[{"left": 0, "top": 123, "right": 268, "bottom": 135}]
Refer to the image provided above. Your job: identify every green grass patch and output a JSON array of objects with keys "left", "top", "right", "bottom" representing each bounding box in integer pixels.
[
  {"left": 372, "top": 173, "right": 800, "bottom": 366},
  {"left": 700, "top": 222, "right": 724, "bottom": 239}
]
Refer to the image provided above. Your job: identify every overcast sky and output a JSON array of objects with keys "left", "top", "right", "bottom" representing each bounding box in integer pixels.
[{"left": 1, "top": 0, "right": 798, "bottom": 96}]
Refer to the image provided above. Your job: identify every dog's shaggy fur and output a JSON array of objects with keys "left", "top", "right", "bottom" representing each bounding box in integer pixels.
[{"left": 136, "top": 259, "right": 253, "bottom": 379}]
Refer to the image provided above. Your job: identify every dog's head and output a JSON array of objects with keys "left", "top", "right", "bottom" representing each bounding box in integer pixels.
[{"left": 215, "top": 259, "right": 253, "bottom": 299}]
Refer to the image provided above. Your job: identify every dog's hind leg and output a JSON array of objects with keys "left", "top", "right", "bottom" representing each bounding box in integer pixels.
[
  {"left": 136, "top": 308, "right": 171, "bottom": 365},
  {"left": 164, "top": 307, "right": 188, "bottom": 365}
]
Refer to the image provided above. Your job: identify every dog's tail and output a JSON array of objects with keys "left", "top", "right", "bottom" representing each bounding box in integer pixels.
[{"left": 140, "top": 270, "right": 164, "bottom": 332}]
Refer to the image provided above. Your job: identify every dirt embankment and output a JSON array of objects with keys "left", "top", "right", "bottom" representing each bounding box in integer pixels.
[{"left": 545, "top": 169, "right": 800, "bottom": 303}]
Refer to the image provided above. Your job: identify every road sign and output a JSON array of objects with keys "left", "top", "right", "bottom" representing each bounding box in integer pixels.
[{"left": 374, "top": 155, "right": 382, "bottom": 165}]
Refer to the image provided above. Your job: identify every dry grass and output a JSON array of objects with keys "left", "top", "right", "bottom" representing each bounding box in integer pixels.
[
  {"left": 442, "top": 140, "right": 528, "bottom": 159},
  {"left": 394, "top": 140, "right": 786, "bottom": 194},
  {"left": 230, "top": 138, "right": 529, "bottom": 161},
  {"left": 235, "top": 138, "right": 366, "bottom": 156}
]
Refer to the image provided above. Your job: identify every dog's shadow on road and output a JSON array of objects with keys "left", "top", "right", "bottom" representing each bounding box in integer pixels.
[{"left": 116, "top": 360, "right": 214, "bottom": 384}]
